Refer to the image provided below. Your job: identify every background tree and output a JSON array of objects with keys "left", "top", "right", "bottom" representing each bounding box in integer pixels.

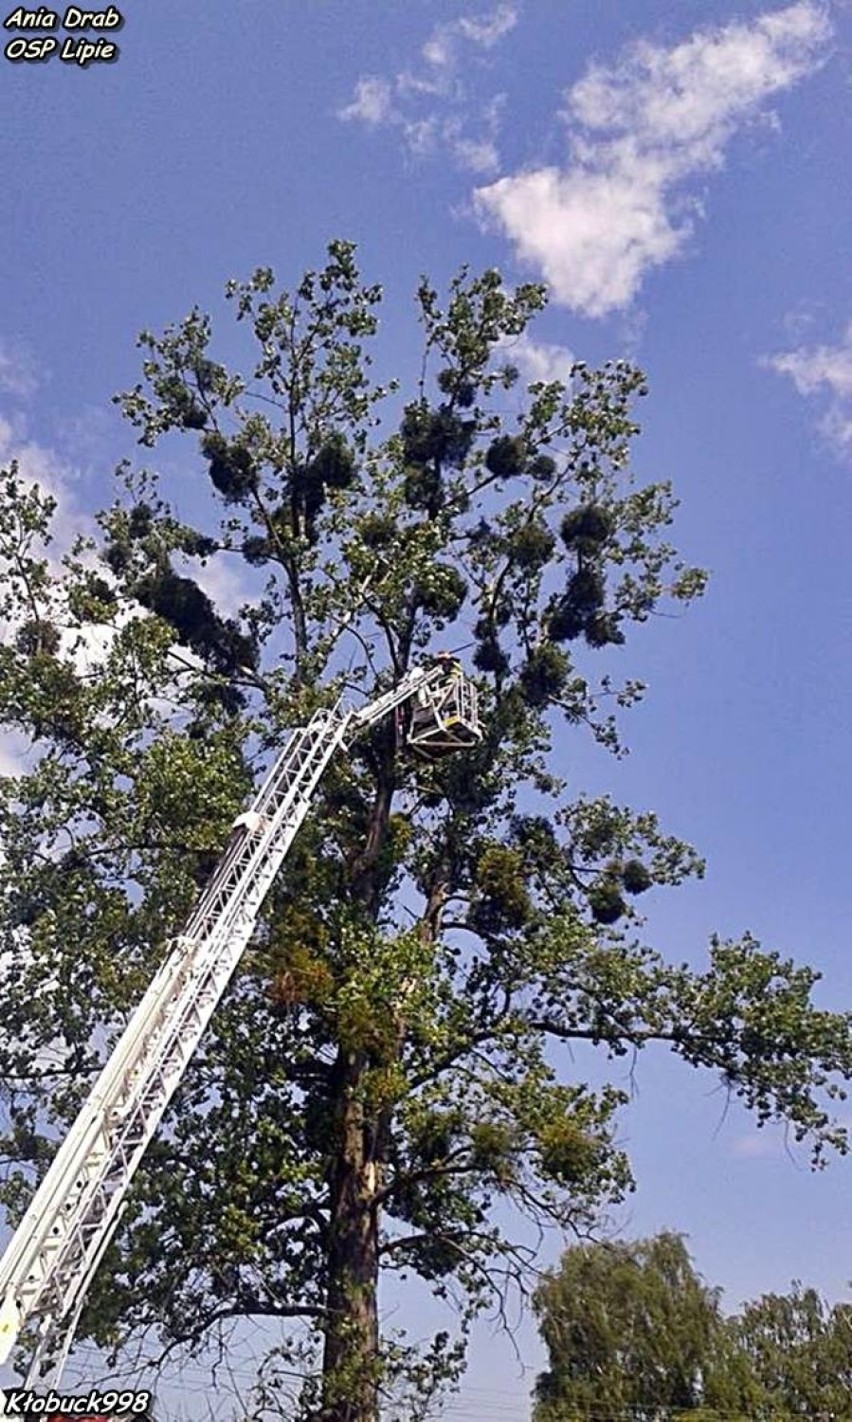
[
  {"left": 731, "top": 1283, "right": 852, "bottom": 1419},
  {"left": 1, "top": 243, "right": 852, "bottom": 1422},
  {"left": 532, "top": 1232, "right": 728, "bottom": 1421},
  {"left": 533, "top": 1233, "right": 852, "bottom": 1421}
]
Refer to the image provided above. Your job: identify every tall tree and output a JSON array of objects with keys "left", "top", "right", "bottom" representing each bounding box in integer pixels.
[{"left": 1, "top": 243, "right": 851, "bottom": 1422}]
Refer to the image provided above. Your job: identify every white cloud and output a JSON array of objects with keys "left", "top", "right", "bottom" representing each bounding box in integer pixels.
[
  {"left": 456, "top": 138, "right": 501, "bottom": 175},
  {"left": 188, "top": 552, "right": 250, "bottom": 619},
  {"left": 767, "top": 321, "right": 852, "bottom": 455},
  {"left": 338, "top": 4, "right": 518, "bottom": 175},
  {"left": 457, "top": 5, "right": 518, "bottom": 48},
  {"left": 418, "top": 3, "right": 518, "bottom": 84},
  {"left": 475, "top": 2, "right": 831, "bottom": 317},
  {"left": 0, "top": 417, "right": 78, "bottom": 873},
  {"left": 0, "top": 728, "right": 34, "bottom": 780},
  {"left": 0, "top": 340, "right": 39, "bottom": 400},
  {"left": 730, "top": 1129, "right": 786, "bottom": 1159},
  {"left": 338, "top": 76, "right": 394, "bottom": 127},
  {"left": 0, "top": 413, "right": 88, "bottom": 553},
  {"left": 430, "top": 101, "right": 506, "bottom": 174},
  {"left": 768, "top": 327, "right": 852, "bottom": 398},
  {"left": 0, "top": 408, "right": 254, "bottom": 689},
  {"left": 0, "top": 415, "right": 122, "bottom": 692},
  {"left": 499, "top": 331, "right": 576, "bottom": 386}
]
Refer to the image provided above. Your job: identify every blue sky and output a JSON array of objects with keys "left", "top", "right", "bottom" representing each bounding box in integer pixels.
[{"left": 3, "top": 0, "right": 852, "bottom": 1416}]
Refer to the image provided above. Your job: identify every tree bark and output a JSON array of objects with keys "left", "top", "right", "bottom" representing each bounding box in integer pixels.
[
  {"left": 320, "top": 1050, "right": 381, "bottom": 1422},
  {"left": 318, "top": 727, "right": 400, "bottom": 1419}
]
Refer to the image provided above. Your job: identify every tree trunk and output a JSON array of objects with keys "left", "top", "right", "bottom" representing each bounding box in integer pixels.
[
  {"left": 318, "top": 737, "right": 397, "bottom": 1419},
  {"left": 320, "top": 1050, "right": 381, "bottom": 1422}
]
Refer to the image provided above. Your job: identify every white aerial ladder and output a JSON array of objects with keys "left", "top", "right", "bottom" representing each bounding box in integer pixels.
[{"left": 0, "top": 660, "right": 480, "bottom": 1404}]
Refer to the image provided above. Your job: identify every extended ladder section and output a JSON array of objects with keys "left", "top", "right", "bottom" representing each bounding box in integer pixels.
[
  {"left": 0, "top": 661, "right": 481, "bottom": 1396},
  {"left": 0, "top": 705, "right": 351, "bottom": 1388}
]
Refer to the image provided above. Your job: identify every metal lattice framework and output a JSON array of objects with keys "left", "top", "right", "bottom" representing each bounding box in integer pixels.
[{"left": 0, "top": 661, "right": 481, "bottom": 1399}]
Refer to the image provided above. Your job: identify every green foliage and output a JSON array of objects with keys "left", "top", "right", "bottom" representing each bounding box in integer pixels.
[
  {"left": 510, "top": 520, "right": 556, "bottom": 572},
  {"left": 622, "top": 857, "right": 653, "bottom": 894},
  {"left": 412, "top": 564, "right": 468, "bottom": 621},
  {"left": 485, "top": 434, "right": 526, "bottom": 478},
  {"left": 201, "top": 431, "right": 258, "bottom": 504},
  {"left": 534, "top": 1234, "right": 852, "bottom": 1421},
  {"left": 473, "top": 634, "right": 510, "bottom": 677},
  {"left": 519, "top": 644, "right": 570, "bottom": 708},
  {"left": 587, "top": 875, "right": 627, "bottom": 925},
  {"left": 470, "top": 844, "right": 532, "bottom": 932},
  {"left": 730, "top": 1283, "right": 852, "bottom": 1417},
  {"left": 401, "top": 403, "right": 476, "bottom": 471},
  {"left": 534, "top": 1233, "right": 724, "bottom": 1420},
  {"left": 0, "top": 245, "right": 848, "bottom": 1421},
  {"left": 560, "top": 503, "right": 614, "bottom": 554}
]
